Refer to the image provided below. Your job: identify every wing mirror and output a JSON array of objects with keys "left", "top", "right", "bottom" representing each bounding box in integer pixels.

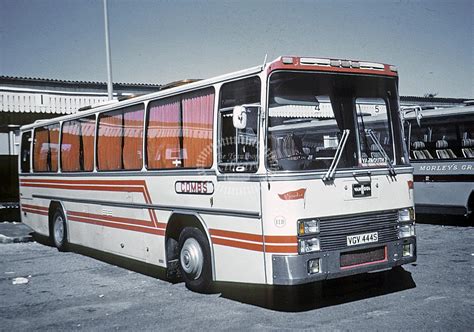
[
  {"left": 232, "top": 105, "right": 260, "bottom": 129},
  {"left": 232, "top": 105, "right": 248, "bottom": 129}
]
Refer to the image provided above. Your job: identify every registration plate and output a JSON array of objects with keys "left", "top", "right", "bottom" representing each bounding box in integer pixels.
[{"left": 346, "top": 232, "right": 378, "bottom": 246}]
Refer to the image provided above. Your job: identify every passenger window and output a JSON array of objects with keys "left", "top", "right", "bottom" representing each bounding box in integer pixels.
[
  {"left": 146, "top": 88, "right": 214, "bottom": 169},
  {"left": 33, "top": 124, "right": 59, "bottom": 172},
  {"left": 123, "top": 108, "right": 145, "bottom": 170},
  {"left": 459, "top": 121, "right": 474, "bottom": 159},
  {"left": 61, "top": 116, "right": 95, "bottom": 172},
  {"left": 218, "top": 77, "right": 261, "bottom": 173},
  {"left": 147, "top": 96, "right": 183, "bottom": 169},
  {"left": 20, "top": 131, "right": 32, "bottom": 173},
  {"left": 182, "top": 89, "right": 214, "bottom": 168},
  {"left": 97, "top": 104, "right": 144, "bottom": 171}
]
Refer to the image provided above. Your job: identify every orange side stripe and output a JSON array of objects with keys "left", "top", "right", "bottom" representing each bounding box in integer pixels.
[
  {"left": 20, "top": 179, "right": 297, "bottom": 253},
  {"left": 20, "top": 178, "right": 160, "bottom": 229},
  {"left": 264, "top": 244, "right": 298, "bottom": 254},
  {"left": 22, "top": 206, "right": 296, "bottom": 253},
  {"left": 22, "top": 204, "right": 49, "bottom": 211},
  {"left": 211, "top": 237, "right": 263, "bottom": 252},
  {"left": 68, "top": 215, "right": 165, "bottom": 236},
  {"left": 22, "top": 208, "right": 48, "bottom": 216},
  {"left": 264, "top": 235, "right": 297, "bottom": 243},
  {"left": 19, "top": 179, "right": 159, "bottom": 227},
  {"left": 211, "top": 237, "right": 298, "bottom": 254},
  {"left": 67, "top": 211, "right": 157, "bottom": 228},
  {"left": 210, "top": 229, "right": 297, "bottom": 245},
  {"left": 20, "top": 183, "right": 145, "bottom": 193},
  {"left": 20, "top": 179, "right": 148, "bottom": 186},
  {"left": 209, "top": 229, "right": 263, "bottom": 242}
]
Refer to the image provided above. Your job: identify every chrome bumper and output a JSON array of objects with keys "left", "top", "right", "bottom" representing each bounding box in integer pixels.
[{"left": 272, "top": 237, "right": 416, "bottom": 285}]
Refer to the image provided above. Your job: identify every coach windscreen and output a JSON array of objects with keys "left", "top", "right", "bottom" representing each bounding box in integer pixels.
[{"left": 267, "top": 71, "right": 403, "bottom": 172}]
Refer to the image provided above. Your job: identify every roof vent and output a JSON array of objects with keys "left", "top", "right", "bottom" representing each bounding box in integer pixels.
[{"left": 160, "top": 79, "right": 202, "bottom": 91}]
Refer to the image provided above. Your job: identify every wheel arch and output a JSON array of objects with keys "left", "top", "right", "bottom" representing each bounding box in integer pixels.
[
  {"left": 467, "top": 191, "right": 474, "bottom": 218},
  {"left": 48, "top": 200, "right": 68, "bottom": 241},
  {"left": 165, "top": 211, "right": 215, "bottom": 280}
]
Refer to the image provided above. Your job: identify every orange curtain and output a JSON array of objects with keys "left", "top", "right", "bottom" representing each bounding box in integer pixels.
[
  {"left": 123, "top": 106, "right": 144, "bottom": 170},
  {"left": 49, "top": 125, "right": 60, "bottom": 171},
  {"left": 98, "top": 112, "right": 123, "bottom": 170},
  {"left": 81, "top": 117, "right": 95, "bottom": 171},
  {"left": 147, "top": 98, "right": 181, "bottom": 169},
  {"left": 182, "top": 89, "right": 214, "bottom": 168},
  {"left": 33, "top": 128, "right": 49, "bottom": 172},
  {"left": 33, "top": 125, "right": 59, "bottom": 172},
  {"left": 61, "top": 121, "right": 81, "bottom": 171}
]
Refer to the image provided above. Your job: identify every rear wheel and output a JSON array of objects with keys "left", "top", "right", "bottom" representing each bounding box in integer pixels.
[
  {"left": 52, "top": 208, "right": 68, "bottom": 252},
  {"left": 178, "top": 227, "right": 212, "bottom": 293}
]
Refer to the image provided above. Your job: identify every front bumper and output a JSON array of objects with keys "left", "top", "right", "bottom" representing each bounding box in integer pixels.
[{"left": 272, "top": 237, "right": 416, "bottom": 285}]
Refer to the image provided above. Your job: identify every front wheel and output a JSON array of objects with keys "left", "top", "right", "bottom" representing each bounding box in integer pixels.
[
  {"left": 52, "top": 209, "right": 68, "bottom": 252},
  {"left": 178, "top": 227, "right": 212, "bottom": 293}
]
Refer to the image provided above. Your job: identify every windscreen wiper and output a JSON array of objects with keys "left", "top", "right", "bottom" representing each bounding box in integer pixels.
[
  {"left": 323, "top": 129, "right": 350, "bottom": 181},
  {"left": 365, "top": 129, "right": 396, "bottom": 176}
]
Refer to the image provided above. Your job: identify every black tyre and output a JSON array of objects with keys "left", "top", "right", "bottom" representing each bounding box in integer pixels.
[
  {"left": 178, "top": 227, "right": 212, "bottom": 293},
  {"left": 51, "top": 208, "right": 68, "bottom": 252}
]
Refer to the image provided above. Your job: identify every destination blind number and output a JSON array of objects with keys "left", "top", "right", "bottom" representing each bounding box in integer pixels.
[{"left": 346, "top": 232, "right": 378, "bottom": 246}]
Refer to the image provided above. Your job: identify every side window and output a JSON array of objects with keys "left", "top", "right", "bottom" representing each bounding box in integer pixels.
[
  {"left": 459, "top": 119, "right": 474, "bottom": 159},
  {"left": 61, "top": 116, "right": 95, "bottom": 172},
  {"left": 123, "top": 107, "right": 145, "bottom": 169},
  {"left": 182, "top": 89, "right": 214, "bottom": 168},
  {"left": 428, "top": 122, "right": 458, "bottom": 160},
  {"left": 33, "top": 124, "right": 59, "bottom": 172},
  {"left": 218, "top": 77, "right": 261, "bottom": 173},
  {"left": 146, "top": 88, "right": 214, "bottom": 169},
  {"left": 147, "top": 96, "right": 182, "bottom": 169},
  {"left": 20, "top": 131, "right": 32, "bottom": 173},
  {"left": 97, "top": 104, "right": 144, "bottom": 171}
]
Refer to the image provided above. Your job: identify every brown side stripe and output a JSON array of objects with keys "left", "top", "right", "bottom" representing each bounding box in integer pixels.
[{"left": 20, "top": 180, "right": 298, "bottom": 254}]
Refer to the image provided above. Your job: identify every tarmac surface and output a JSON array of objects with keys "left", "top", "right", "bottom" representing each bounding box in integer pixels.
[
  {"left": 0, "top": 218, "right": 473, "bottom": 330},
  {"left": 0, "top": 221, "right": 33, "bottom": 244}
]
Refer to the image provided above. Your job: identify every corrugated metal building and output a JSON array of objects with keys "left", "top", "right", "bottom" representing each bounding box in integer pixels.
[{"left": 0, "top": 76, "right": 160, "bottom": 219}]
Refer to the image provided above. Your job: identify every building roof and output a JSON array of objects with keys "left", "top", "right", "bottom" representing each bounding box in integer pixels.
[
  {"left": 400, "top": 95, "right": 469, "bottom": 104},
  {"left": 0, "top": 75, "right": 161, "bottom": 115},
  {"left": 0, "top": 75, "right": 161, "bottom": 89}
]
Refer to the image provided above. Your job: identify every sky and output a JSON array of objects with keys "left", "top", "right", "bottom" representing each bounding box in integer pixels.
[{"left": 1, "top": 0, "right": 473, "bottom": 98}]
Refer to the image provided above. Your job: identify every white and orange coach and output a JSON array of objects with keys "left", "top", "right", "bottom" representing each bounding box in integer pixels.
[{"left": 19, "top": 56, "right": 416, "bottom": 292}]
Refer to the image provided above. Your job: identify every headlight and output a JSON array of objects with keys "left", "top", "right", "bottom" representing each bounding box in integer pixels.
[
  {"left": 398, "top": 225, "right": 416, "bottom": 238},
  {"left": 398, "top": 207, "right": 415, "bottom": 222},
  {"left": 403, "top": 244, "right": 414, "bottom": 257},
  {"left": 308, "top": 258, "right": 321, "bottom": 274},
  {"left": 298, "top": 219, "right": 320, "bottom": 236},
  {"left": 298, "top": 238, "right": 320, "bottom": 254}
]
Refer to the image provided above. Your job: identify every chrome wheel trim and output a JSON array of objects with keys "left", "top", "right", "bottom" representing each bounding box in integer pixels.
[
  {"left": 54, "top": 215, "right": 64, "bottom": 246},
  {"left": 180, "top": 238, "right": 203, "bottom": 280}
]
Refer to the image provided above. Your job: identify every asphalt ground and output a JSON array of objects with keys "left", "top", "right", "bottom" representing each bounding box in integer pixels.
[
  {"left": 0, "top": 220, "right": 472, "bottom": 330},
  {"left": 0, "top": 221, "right": 33, "bottom": 244}
]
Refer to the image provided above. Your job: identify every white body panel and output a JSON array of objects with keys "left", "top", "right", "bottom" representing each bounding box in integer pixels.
[
  {"left": 261, "top": 173, "right": 413, "bottom": 284},
  {"left": 412, "top": 160, "right": 473, "bottom": 215},
  {"left": 20, "top": 174, "right": 267, "bottom": 283},
  {"left": 414, "top": 182, "right": 472, "bottom": 208},
  {"left": 21, "top": 171, "right": 413, "bottom": 285}
]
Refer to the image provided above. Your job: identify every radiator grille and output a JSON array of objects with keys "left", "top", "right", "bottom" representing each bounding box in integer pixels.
[
  {"left": 319, "top": 210, "right": 398, "bottom": 251},
  {"left": 340, "top": 246, "right": 386, "bottom": 268}
]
